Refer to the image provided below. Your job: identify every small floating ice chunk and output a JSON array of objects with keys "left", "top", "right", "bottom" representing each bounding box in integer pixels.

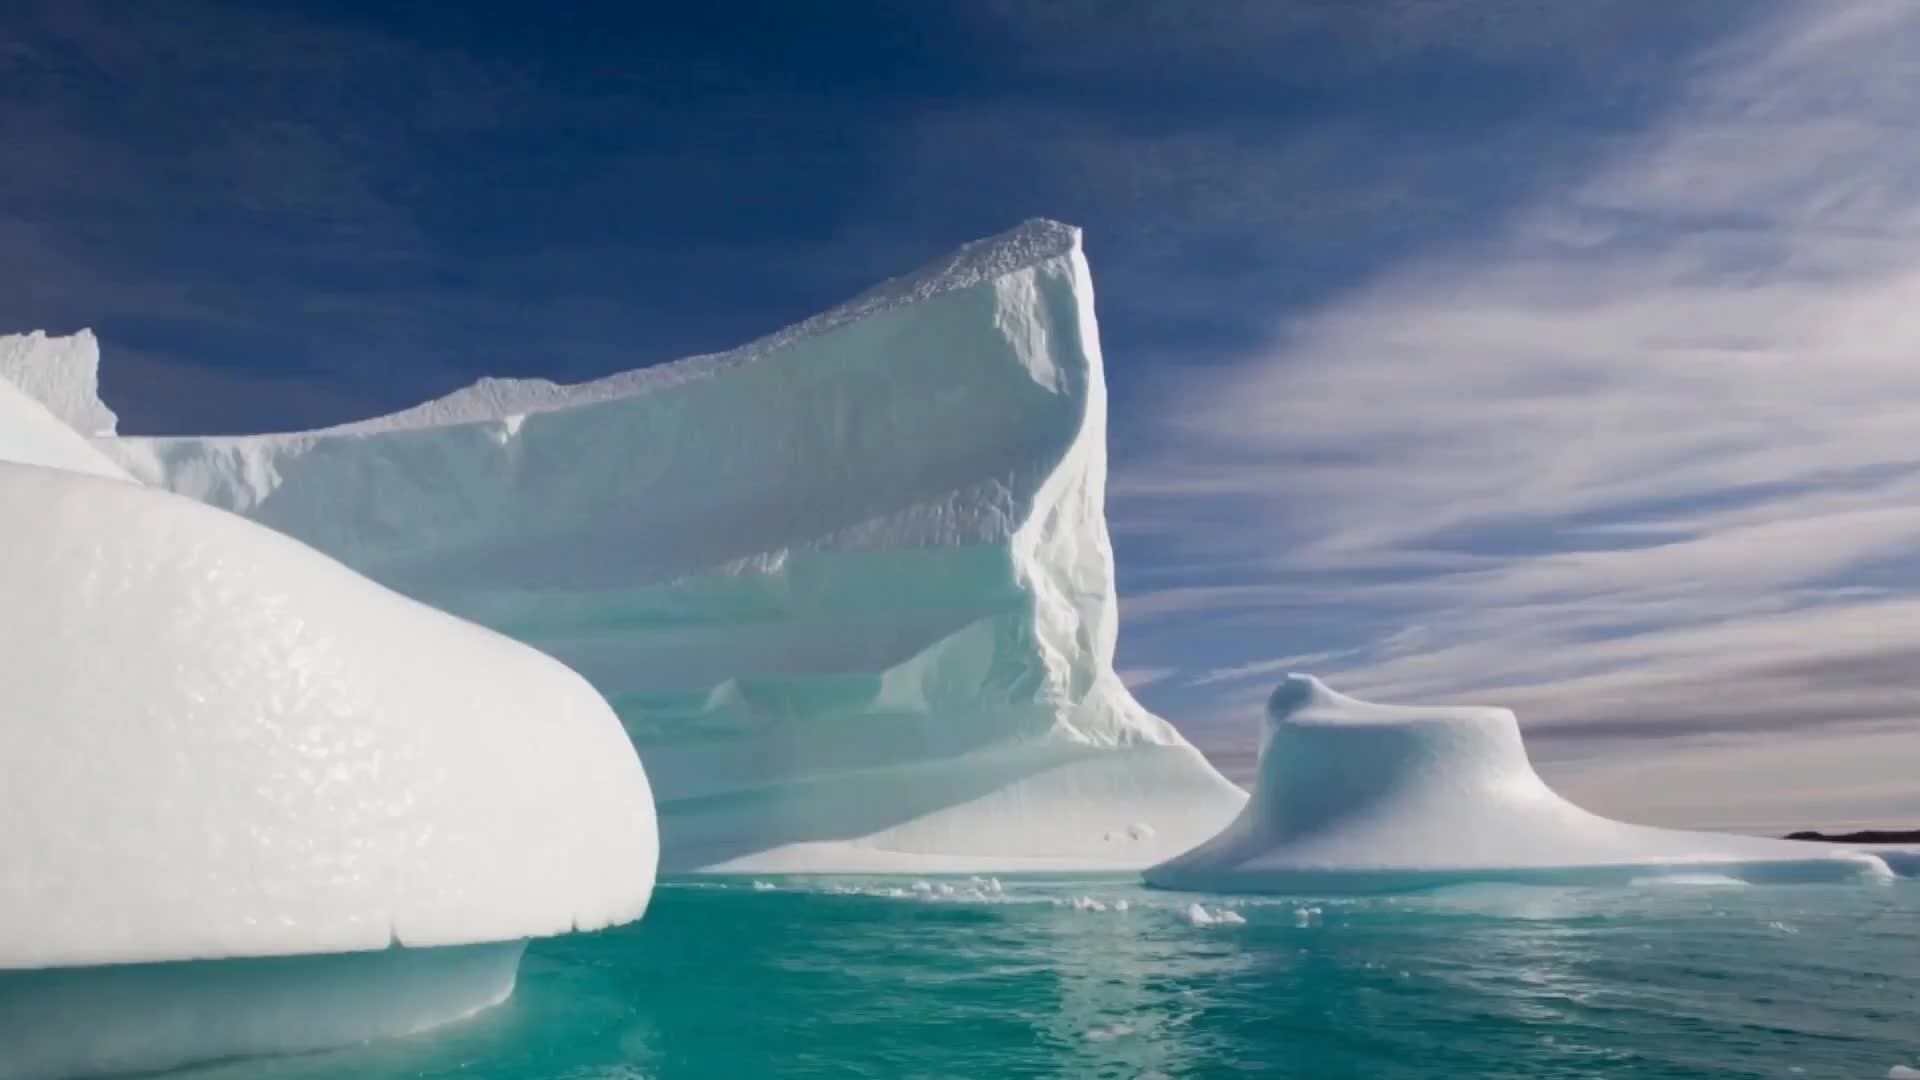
[
  {"left": 751, "top": 881, "right": 777, "bottom": 892},
  {"left": 1889, "top": 1066, "right": 1920, "bottom": 1079},
  {"left": 1070, "top": 896, "right": 1109, "bottom": 912},
  {"left": 1186, "top": 903, "right": 1245, "bottom": 927},
  {"left": 1083, "top": 1022, "right": 1135, "bottom": 1042},
  {"left": 1294, "top": 906, "right": 1322, "bottom": 927},
  {"left": 967, "top": 876, "right": 1004, "bottom": 896},
  {"left": 1113, "top": 899, "right": 1130, "bottom": 912}
]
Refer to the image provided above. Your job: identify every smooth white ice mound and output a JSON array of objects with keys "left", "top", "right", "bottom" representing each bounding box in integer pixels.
[
  {"left": 70, "top": 219, "right": 1246, "bottom": 872},
  {"left": 1145, "top": 675, "right": 1890, "bottom": 893},
  {"left": 0, "top": 330, "right": 117, "bottom": 437},
  {"left": 0, "top": 463, "right": 657, "bottom": 970}
]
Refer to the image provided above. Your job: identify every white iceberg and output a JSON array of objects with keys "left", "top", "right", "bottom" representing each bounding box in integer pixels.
[
  {"left": 0, "top": 434, "right": 656, "bottom": 1077},
  {"left": 0, "top": 356, "right": 128, "bottom": 482},
  {"left": 0, "top": 329, "right": 117, "bottom": 438},
  {"left": 32, "top": 219, "right": 1245, "bottom": 873},
  {"left": 1145, "top": 675, "right": 1892, "bottom": 893}
]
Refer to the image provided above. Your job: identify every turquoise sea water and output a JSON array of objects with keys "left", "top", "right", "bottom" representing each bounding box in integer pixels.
[{"left": 177, "top": 877, "right": 1917, "bottom": 1080}]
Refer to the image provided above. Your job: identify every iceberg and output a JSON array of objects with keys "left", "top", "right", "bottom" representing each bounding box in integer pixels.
[
  {"left": 0, "top": 330, "right": 117, "bottom": 438},
  {"left": 38, "top": 219, "right": 1246, "bottom": 873},
  {"left": 0, "top": 359, "right": 128, "bottom": 482},
  {"left": 1145, "top": 676, "right": 1893, "bottom": 894},
  {"left": 0, "top": 432, "right": 656, "bottom": 1077}
]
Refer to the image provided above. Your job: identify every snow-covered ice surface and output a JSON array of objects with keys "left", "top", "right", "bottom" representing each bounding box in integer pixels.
[
  {"left": 0, "top": 363, "right": 128, "bottom": 481},
  {"left": 0, "top": 462, "right": 657, "bottom": 969},
  {"left": 0, "top": 940, "right": 524, "bottom": 1080},
  {"left": 52, "top": 218, "right": 1246, "bottom": 873},
  {"left": 1145, "top": 675, "right": 1893, "bottom": 894},
  {"left": 0, "top": 330, "right": 117, "bottom": 437}
]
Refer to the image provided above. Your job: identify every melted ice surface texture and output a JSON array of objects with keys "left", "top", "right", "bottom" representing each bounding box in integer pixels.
[
  {"left": 1146, "top": 676, "right": 1891, "bottom": 893},
  {"left": 48, "top": 219, "right": 1244, "bottom": 872},
  {"left": 0, "top": 461, "right": 657, "bottom": 969}
]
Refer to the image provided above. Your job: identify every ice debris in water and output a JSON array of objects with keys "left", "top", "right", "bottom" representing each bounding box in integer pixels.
[
  {"left": 1890, "top": 1066, "right": 1920, "bottom": 1079},
  {"left": 1083, "top": 1022, "right": 1135, "bottom": 1042},
  {"left": 1294, "top": 906, "right": 1323, "bottom": 927},
  {"left": 751, "top": 881, "right": 777, "bottom": 892},
  {"left": 1186, "top": 904, "right": 1246, "bottom": 928},
  {"left": 1069, "top": 896, "right": 1108, "bottom": 912}
]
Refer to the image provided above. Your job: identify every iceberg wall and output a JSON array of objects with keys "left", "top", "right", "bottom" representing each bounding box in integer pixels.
[
  {"left": 1145, "top": 675, "right": 1892, "bottom": 893},
  {"left": 40, "top": 219, "right": 1244, "bottom": 872}
]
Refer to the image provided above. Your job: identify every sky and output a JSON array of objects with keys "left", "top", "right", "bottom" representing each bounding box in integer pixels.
[{"left": 5, "top": 0, "right": 1917, "bottom": 830}]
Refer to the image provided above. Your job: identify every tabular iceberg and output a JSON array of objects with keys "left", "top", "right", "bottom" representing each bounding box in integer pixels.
[
  {"left": 0, "top": 407, "right": 656, "bottom": 1078},
  {"left": 46, "top": 219, "right": 1246, "bottom": 872},
  {"left": 1145, "top": 676, "right": 1892, "bottom": 893}
]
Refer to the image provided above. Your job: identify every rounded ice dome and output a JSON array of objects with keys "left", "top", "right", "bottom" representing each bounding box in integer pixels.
[
  {"left": 0, "top": 463, "right": 658, "bottom": 971},
  {"left": 1146, "top": 674, "right": 1890, "bottom": 893}
]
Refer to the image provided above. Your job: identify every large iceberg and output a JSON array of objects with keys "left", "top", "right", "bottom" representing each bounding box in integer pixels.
[
  {"left": 43, "top": 219, "right": 1246, "bottom": 872},
  {"left": 1145, "top": 676, "right": 1892, "bottom": 893},
  {"left": 0, "top": 412, "right": 656, "bottom": 1077}
]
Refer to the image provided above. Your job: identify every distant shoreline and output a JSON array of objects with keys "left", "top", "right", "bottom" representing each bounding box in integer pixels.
[{"left": 1783, "top": 829, "right": 1920, "bottom": 845}]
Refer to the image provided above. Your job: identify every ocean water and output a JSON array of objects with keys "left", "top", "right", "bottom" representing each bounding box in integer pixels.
[{"left": 173, "top": 876, "right": 1917, "bottom": 1080}]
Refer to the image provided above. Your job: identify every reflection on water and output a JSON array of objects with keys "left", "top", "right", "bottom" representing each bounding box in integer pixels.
[{"left": 158, "top": 877, "right": 1917, "bottom": 1080}]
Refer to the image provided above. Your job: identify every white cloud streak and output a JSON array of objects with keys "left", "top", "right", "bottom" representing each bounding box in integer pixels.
[{"left": 1121, "top": 1, "right": 1920, "bottom": 825}]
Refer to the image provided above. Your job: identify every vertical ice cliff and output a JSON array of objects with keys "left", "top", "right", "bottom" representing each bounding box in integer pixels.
[
  {"left": 1145, "top": 675, "right": 1892, "bottom": 893},
  {"left": 48, "top": 219, "right": 1247, "bottom": 872}
]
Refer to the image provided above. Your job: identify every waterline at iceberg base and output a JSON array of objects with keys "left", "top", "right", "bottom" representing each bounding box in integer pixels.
[{"left": 39, "top": 879, "right": 1917, "bottom": 1080}]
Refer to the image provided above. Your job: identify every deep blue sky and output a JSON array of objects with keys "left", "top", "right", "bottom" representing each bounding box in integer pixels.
[
  {"left": 7, "top": 0, "right": 1741, "bottom": 433},
  {"left": 8, "top": 0, "right": 1919, "bottom": 827}
]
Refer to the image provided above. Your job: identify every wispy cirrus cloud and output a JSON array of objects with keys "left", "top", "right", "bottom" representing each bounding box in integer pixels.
[{"left": 1115, "top": 1, "right": 1920, "bottom": 825}]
